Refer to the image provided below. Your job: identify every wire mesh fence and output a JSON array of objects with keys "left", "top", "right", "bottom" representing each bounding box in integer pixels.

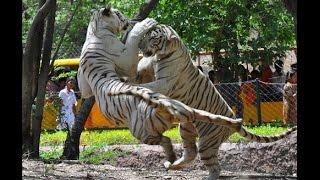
[
  {"left": 41, "top": 79, "right": 297, "bottom": 130},
  {"left": 214, "top": 79, "right": 297, "bottom": 126}
]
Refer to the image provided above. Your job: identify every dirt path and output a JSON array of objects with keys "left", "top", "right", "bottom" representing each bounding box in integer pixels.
[{"left": 23, "top": 131, "right": 297, "bottom": 179}]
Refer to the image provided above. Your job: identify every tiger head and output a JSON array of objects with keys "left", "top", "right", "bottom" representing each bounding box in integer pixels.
[
  {"left": 89, "top": 5, "right": 130, "bottom": 36},
  {"left": 138, "top": 25, "right": 180, "bottom": 59}
]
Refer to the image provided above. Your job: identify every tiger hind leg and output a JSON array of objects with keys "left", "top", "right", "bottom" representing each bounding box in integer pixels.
[
  {"left": 164, "top": 122, "right": 198, "bottom": 170},
  {"left": 198, "top": 140, "right": 221, "bottom": 180},
  {"left": 197, "top": 126, "right": 232, "bottom": 180},
  {"left": 141, "top": 135, "right": 176, "bottom": 164}
]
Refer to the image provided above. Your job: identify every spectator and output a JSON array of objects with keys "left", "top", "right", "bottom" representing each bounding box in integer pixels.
[
  {"left": 259, "top": 59, "right": 272, "bottom": 83},
  {"left": 283, "top": 65, "right": 297, "bottom": 125},
  {"left": 235, "top": 64, "right": 248, "bottom": 83},
  {"left": 223, "top": 67, "right": 234, "bottom": 83},
  {"left": 238, "top": 71, "right": 257, "bottom": 124},
  {"left": 272, "top": 59, "right": 285, "bottom": 83},
  {"left": 57, "top": 77, "right": 77, "bottom": 131},
  {"left": 208, "top": 70, "right": 215, "bottom": 83},
  {"left": 274, "top": 59, "right": 283, "bottom": 77},
  {"left": 250, "top": 69, "right": 260, "bottom": 80}
]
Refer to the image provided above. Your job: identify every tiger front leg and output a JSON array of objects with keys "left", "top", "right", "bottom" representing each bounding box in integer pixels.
[{"left": 114, "top": 18, "right": 158, "bottom": 81}]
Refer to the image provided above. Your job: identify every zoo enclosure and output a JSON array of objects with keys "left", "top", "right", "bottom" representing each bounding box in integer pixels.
[{"left": 41, "top": 78, "right": 297, "bottom": 130}]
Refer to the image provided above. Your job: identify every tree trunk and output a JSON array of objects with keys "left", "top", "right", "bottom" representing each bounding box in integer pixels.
[
  {"left": 31, "top": 0, "right": 46, "bottom": 103},
  {"left": 61, "top": 96, "right": 95, "bottom": 159},
  {"left": 62, "top": 0, "right": 159, "bottom": 160},
  {"left": 31, "top": 0, "right": 57, "bottom": 158},
  {"left": 22, "top": 0, "right": 55, "bottom": 153},
  {"left": 131, "top": 0, "right": 159, "bottom": 22},
  {"left": 121, "top": 0, "right": 159, "bottom": 43}
]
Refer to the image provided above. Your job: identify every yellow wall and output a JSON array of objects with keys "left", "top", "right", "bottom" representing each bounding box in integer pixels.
[{"left": 242, "top": 102, "right": 283, "bottom": 125}]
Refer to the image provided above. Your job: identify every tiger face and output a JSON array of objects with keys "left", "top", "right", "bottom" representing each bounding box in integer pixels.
[
  {"left": 91, "top": 6, "right": 129, "bottom": 35},
  {"left": 138, "top": 25, "right": 179, "bottom": 58}
]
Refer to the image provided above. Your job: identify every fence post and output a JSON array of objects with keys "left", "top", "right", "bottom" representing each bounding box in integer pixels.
[{"left": 255, "top": 78, "right": 262, "bottom": 125}]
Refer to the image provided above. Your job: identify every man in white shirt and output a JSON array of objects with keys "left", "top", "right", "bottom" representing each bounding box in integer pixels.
[{"left": 57, "top": 77, "right": 77, "bottom": 131}]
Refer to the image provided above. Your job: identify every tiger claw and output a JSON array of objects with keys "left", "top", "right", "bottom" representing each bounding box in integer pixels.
[{"left": 163, "top": 161, "right": 172, "bottom": 169}]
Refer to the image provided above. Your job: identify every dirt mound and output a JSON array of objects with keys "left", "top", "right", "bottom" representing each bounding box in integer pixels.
[
  {"left": 23, "top": 131, "right": 297, "bottom": 179},
  {"left": 109, "top": 131, "right": 297, "bottom": 175}
]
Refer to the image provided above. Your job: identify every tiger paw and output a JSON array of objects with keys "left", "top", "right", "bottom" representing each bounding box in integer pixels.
[
  {"left": 163, "top": 161, "right": 172, "bottom": 169},
  {"left": 131, "top": 18, "right": 158, "bottom": 35}
]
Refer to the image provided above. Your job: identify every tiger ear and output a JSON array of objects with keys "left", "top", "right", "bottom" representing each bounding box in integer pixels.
[
  {"left": 168, "top": 34, "right": 178, "bottom": 42},
  {"left": 102, "top": 5, "right": 111, "bottom": 16},
  {"left": 167, "top": 26, "right": 179, "bottom": 42},
  {"left": 90, "top": 11, "right": 98, "bottom": 35}
]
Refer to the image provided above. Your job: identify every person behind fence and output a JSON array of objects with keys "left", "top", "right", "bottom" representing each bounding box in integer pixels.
[
  {"left": 239, "top": 70, "right": 259, "bottom": 106},
  {"left": 238, "top": 70, "right": 260, "bottom": 124},
  {"left": 208, "top": 70, "right": 215, "bottom": 83},
  {"left": 273, "top": 59, "right": 283, "bottom": 78},
  {"left": 283, "top": 64, "right": 297, "bottom": 125},
  {"left": 258, "top": 58, "right": 272, "bottom": 83},
  {"left": 57, "top": 77, "right": 77, "bottom": 130}
]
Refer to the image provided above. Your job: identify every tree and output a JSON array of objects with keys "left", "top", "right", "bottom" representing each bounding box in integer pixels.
[
  {"left": 22, "top": 0, "right": 57, "bottom": 157},
  {"left": 149, "top": 0, "right": 295, "bottom": 66}
]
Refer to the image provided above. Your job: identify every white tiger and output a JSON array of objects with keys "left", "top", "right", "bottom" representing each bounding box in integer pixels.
[
  {"left": 77, "top": 5, "right": 155, "bottom": 98},
  {"left": 77, "top": 6, "right": 245, "bottom": 172},
  {"left": 135, "top": 24, "right": 297, "bottom": 180}
]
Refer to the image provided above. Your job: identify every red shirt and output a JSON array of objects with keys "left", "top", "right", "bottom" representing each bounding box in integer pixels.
[{"left": 260, "top": 65, "right": 272, "bottom": 82}]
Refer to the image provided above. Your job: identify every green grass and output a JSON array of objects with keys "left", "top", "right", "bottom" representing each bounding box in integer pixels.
[
  {"left": 40, "top": 129, "right": 139, "bottom": 147},
  {"left": 40, "top": 124, "right": 292, "bottom": 146},
  {"left": 39, "top": 124, "right": 292, "bottom": 164},
  {"left": 228, "top": 124, "right": 290, "bottom": 143},
  {"left": 39, "top": 144, "right": 129, "bottom": 165},
  {"left": 79, "top": 144, "right": 130, "bottom": 164},
  {"left": 40, "top": 130, "right": 68, "bottom": 146},
  {"left": 40, "top": 146, "right": 63, "bottom": 162}
]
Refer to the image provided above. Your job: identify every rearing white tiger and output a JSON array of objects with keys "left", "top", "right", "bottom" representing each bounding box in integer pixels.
[
  {"left": 135, "top": 24, "right": 297, "bottom": 180},
  {"left": 77, "top": 6, "right": 246, "bottom": 171}
]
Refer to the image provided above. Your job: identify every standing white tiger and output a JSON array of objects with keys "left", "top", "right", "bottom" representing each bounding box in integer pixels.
[
  {"left": 135, "top": 24, "right": 297, "bottom": 180},
  {"left": 77, "top": 6, "right": 246, "bottom": 172},
  {"left": 77, "top": 5, "right": 154, "bottom": 98}
]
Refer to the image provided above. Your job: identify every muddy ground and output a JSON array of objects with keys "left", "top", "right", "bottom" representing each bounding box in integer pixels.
[{"left": 22, "top": 131, "right": 297, "bottom": 180}]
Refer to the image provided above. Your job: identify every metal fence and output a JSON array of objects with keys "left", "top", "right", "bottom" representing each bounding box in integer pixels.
[
  {"left": 41, "top": 79, "right": 297, "bottom": 130},
  {"left": 214, "top": 79, "right": 297, "bottom": 125}
]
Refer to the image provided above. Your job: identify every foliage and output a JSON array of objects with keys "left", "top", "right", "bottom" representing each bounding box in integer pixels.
[
  {"left": 51, "top": 69, "right": 77, "bottom": 81},
  {"left": 23, "top": 0, "right": 144, "bottom": 58},
  {"left": 150, "top": 0, "right": 295, "bottom": 65},
  {"left": 23, "top": 0, "right": 295, "bottom": 64}
]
